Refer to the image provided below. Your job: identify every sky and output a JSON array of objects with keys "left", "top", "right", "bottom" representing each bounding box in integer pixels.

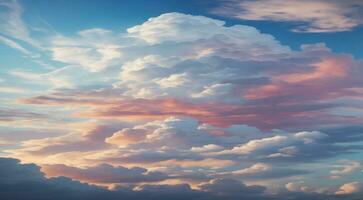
[{"left": 0, "top": 0, "right": 363, "bottom": 199}]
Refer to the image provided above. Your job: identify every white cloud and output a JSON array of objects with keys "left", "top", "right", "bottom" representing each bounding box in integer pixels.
[
  {"left": 0, "top": 35, "right": 30, "bottom": 54},
  {"left": 0, "top": 86, "right": 27, "bottom": 94},
  {"left": 212, "top": 0, "right": 363, "bottom": 32},
  {"left": 294, "top": 131, "right": 327, "bottom": 144},
  {"left": 218, "top": 135, "right": 288, "bottom": 155},
  {"left": 192, "top": 83, "right": 233, "bottom": 98},
  {"left": 106, "top": 128, "right": 148, "bottom": 147},
  {"left": 191, "top": 144, "right": 224, "bottom": 153},
  {"left": 49, "top": 28, "right": 123, "bottom": 72},
  {"left": 232, "top": 163, "right": 270, "bottom": 175},
  {"left": 155, "top": 73, "right": 189, "bottom": 88},
  {"left": 51, "top": 46, "right": 121, "bottom": 72},
  {"left": 9, "top": 68, "right": 74, "bottom": 89},
  {"left": 37, "top": 12, "right": 292, "bottom": 100},
  {"left": 127, "top": 12, "right": 225, "bottom": 44},
  {"left": 113, "top": 12, "right": 291, "bottom": 100},
  {"left": 127, "top": 12, "right": 290, "bottom": 56},
  {"left": 0, "top": 0, "right": 35, "bottom": 45}
]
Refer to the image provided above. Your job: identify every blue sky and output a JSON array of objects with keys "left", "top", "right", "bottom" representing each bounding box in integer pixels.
[{"left": 1, "top": 0, "right": 363, "bottom": 199}]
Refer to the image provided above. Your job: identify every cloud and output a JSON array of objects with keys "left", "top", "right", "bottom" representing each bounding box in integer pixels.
[
  {"left": 8, "top": 114, "right": 362, "bottom": 176},
  {"left": 216, "top": 135, "right": 289, "bottom": 155},
  {"left": 336, "top": 182, "right": 363, "bottom": 195},
  {"left": 0, "top": 35, "right": 30, "bottom": 54},
  {"left": 330, "top": 160, "right": 361, "bottom": 179},
  {"left": 212, "top": 0, "right": 363, "bottom": 32},
  {"left": 113, "top": 12, "right": 291, "bottom": 101},
  {"left": 46, "top": 28, "right": 128, "bottom": 72},
  {"left": 0, "top": 108, "right": 46, "bottom": 122},
  {"left": 198, "top": 178, "right": 265, "bottom": 195},
  {"left": 105, "top": 128, "right": 148, "bottom": 147},
  {"left": 20, "top": 43, "right": 363, "bottom": 130},
  {"left": 0, "top": 157, "right": 300, "bottom": 200},
  {"left": 231, "top": 163, "right": 271, "bottom": 175},
  {"left": 191, "top": 144, "right": 224, "bottom": 153},
  {"left": 127, "top": 12, "right": 224, "bottom": 44},
  {"left": 0, "top": 86, "right": 28, "bottom": 94},
  {"left": 8, "top": 68, "right": 77, "bottom": 89},
  {"left": 294, "top": 131, "right": 328, "bottom": 144},
  {"left": 0, "top": 157, "right": 113, "bottom": 200},
  {"left": 42, "top": 163, "right": 169, "bottom": 184},
  {"left": 285, "top": 182, "right": 315, "bottom": 193},
  {"left": 155, "top": 73, "right": 189, "bottom": 88},
  {"left": 16, "top": 11, "right": 363, "bottom": 131},
  {"left": 127, "top": 12, "right": 289, "bottom": 58},
  {"left": 191, "top": 83, "right": 233, "bottom": 98},
  {"left": 0, "top": 0, "right": 35, "bottom": 44}
]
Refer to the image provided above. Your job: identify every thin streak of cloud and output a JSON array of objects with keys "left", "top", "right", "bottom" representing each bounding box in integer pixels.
[{"left": 211, "top": 0, "right": 363, "bottom": 32}]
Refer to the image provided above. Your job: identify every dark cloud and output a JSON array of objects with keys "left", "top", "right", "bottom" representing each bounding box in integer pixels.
[
  {"left": 0, "top": 157, "right": 110, "bottom": 200},
  {"left": 321, "top": 125, "right": 363, "bottom": 143},
  {"left": 0, "top": 157, "right": 362, "bottom": 200}
]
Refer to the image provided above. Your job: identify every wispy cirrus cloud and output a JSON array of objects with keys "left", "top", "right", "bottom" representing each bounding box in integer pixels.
[
  {"left": 211, "top": 0, "right": 363, "bottom": 32},
  {"left": 0, "top": 35, "right": 30, "bottom": 54}
]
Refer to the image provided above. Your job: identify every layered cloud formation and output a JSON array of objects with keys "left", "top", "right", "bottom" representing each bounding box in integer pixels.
[{"left": 1, "top": 0, "right": 363, "bottom": 199}]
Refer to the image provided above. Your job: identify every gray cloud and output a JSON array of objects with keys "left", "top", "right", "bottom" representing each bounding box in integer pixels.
[{"left": 1, "top": 153, "right": 363, "bottom": 199}]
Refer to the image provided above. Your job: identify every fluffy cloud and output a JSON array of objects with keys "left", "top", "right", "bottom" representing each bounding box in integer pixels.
[
  {"left": 336, "top": 182, "right": 363, "bottom": 195},
  {"left": 232, "top": 163, "right": 270, "bottom": 175},
  {"left": 105, "top": 128, "right": 148, "bottom": 147},
  {"left": 127, "top": 12, "right": 225, "bottom": 44},
  {"left": 113, "top": 12, "right": 291, "bottom": 101},
  {"left": 21, "top": 43, "right": 363, "bottom": 130},
  {"left": 212, "top": 0, "right": 363, "bottom": 32},
  {"left": 127, "top": 12, "right": 289, "bottom": 54},
  {"left": 217, "top": 135, "right": 288, "bottom": 155},
  {"left": 8, "top": 115, "right": 358, "bottom": 188}
]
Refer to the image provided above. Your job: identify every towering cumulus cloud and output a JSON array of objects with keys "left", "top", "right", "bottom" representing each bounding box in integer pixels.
[{"left": 0, "top": 1, "right": 363, "bottom": 200}]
